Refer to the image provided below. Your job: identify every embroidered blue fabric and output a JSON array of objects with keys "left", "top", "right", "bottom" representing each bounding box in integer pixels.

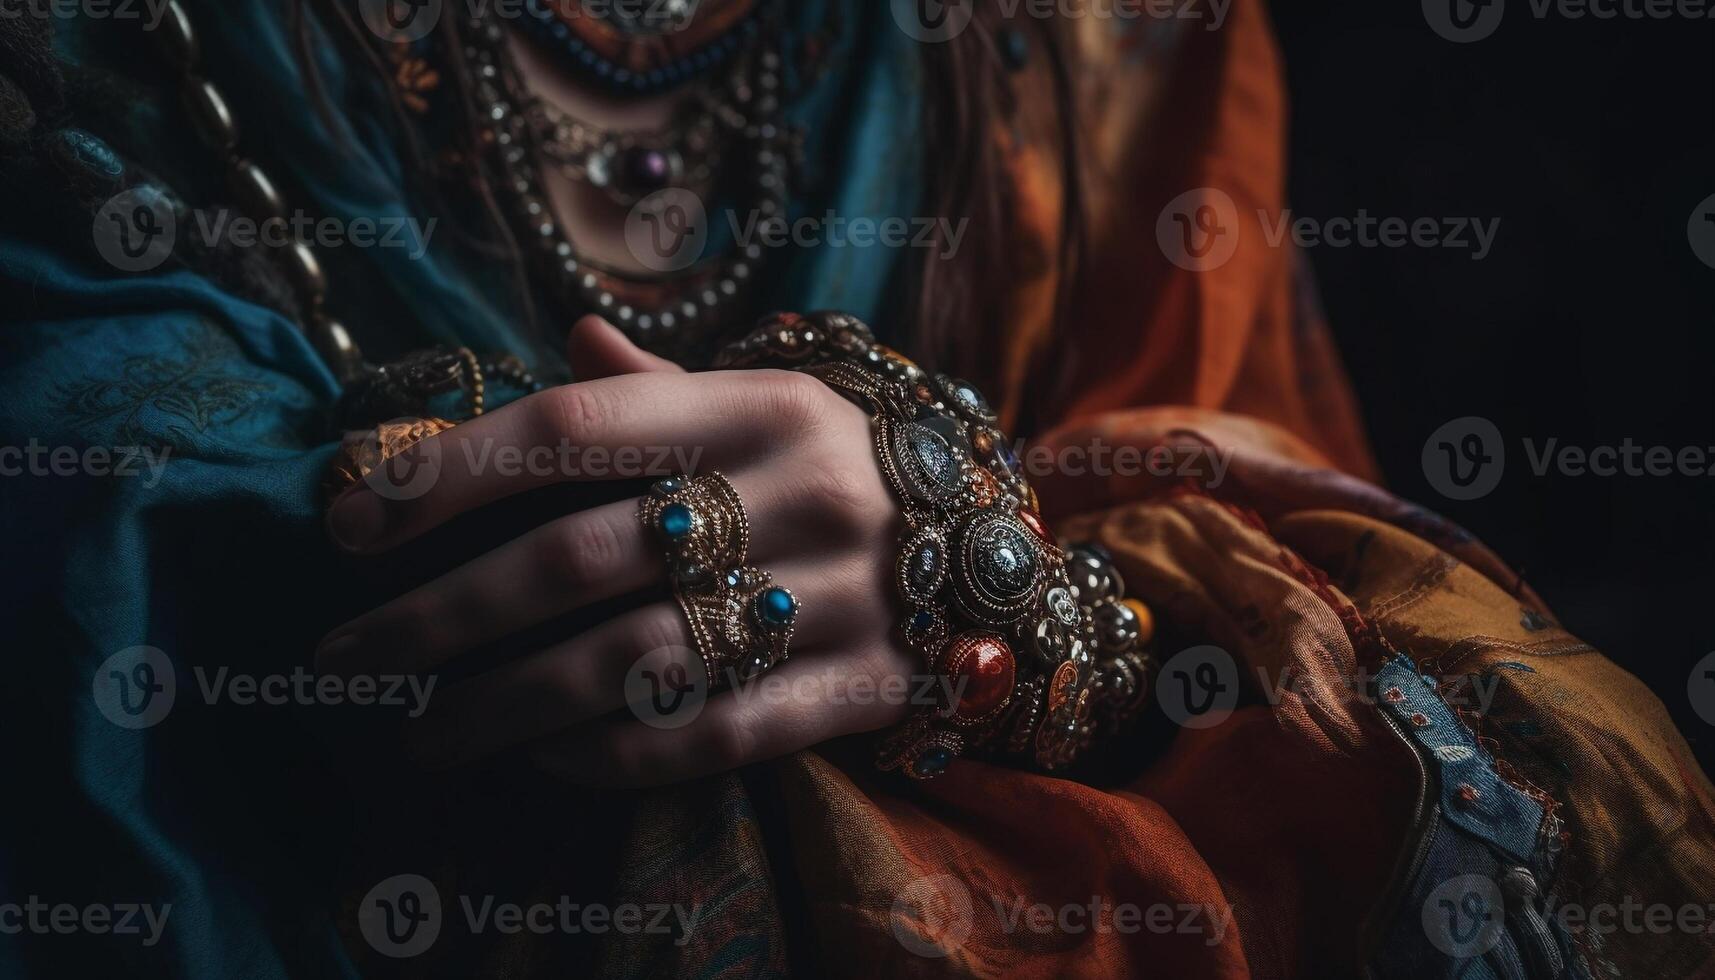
[{"left": 0, "top": 2, "right": 924, "bottom": 976}]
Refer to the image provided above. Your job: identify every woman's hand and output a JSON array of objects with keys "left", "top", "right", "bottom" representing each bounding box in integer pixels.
[{"left": 316, "top": 317, "right": 915, "bottom": 786}]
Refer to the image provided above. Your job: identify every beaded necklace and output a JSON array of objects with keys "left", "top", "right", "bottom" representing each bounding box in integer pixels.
[{"left": 464, "top": 2, "right": 798, "bottom": 359}]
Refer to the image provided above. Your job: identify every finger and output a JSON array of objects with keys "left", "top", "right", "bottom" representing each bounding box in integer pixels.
[
  {"left": 402, "top": 602, "right": 696, "bottom": 768},
  {"left": 316, "top": 496, "right": 655, "bottom": 679},
  {"left": 528, "top": 644, "right": 915, "bottom": 787},
  {"left": 567, "top": 315, "right": 685, "bottom": 378},
  {"left": 326, "top": 368, "right": 832, "bottom": 554},
  {"left": 317, "top": 469, "right": 863, "bottom": 678},
  {"left": 399, "top": 556, "right": 876, "bottom": 768}
]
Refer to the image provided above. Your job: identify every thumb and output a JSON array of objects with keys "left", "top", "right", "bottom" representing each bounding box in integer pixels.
[{"left": 566, "top": 315, "right": 686, "bottom": 379}]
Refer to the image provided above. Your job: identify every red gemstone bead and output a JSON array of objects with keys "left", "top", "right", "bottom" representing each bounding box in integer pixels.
[
  {"left": 1017, "top": 506, "right": 1053, "bottom": 546},
  {"left": 942, "top": 631, "right": 1016, "bottom": 723}
]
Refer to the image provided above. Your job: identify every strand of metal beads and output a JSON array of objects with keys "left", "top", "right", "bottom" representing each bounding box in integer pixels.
[
  {"left": 143, "top": 1, "right": 542, "bottom": 431},
  {"left": 715, "top": 312, "right": 1157, "bottom": 779},
  {"left": 142, "top": 0, "right": 359, "bottom": 382}
]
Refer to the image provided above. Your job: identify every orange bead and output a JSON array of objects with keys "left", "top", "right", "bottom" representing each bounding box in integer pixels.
[
  {"left": 874, "top": 343, "right": 919, "bottom": 369},
  {"left": 1122, "top": 597, "right": 1155, "bottom": 647}
]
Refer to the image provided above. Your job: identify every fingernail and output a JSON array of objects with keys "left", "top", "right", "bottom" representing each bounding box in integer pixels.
[{"left": 328, "top": 488, "right": 386, "bottom": 551}]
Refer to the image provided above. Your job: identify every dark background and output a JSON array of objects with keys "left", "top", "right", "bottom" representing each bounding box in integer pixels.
[{"left": 1269, "top": 2, "right": 1715, "bottom": 769}]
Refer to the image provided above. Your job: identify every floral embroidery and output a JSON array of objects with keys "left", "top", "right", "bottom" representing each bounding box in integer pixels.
[{"left": 55, "top": 321, "right": 273, "bottom": 451}]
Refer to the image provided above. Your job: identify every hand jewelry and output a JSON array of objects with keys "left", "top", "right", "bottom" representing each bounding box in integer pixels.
[
  {"left": 717, "top": 312, "right": 1155, "bottom": 779},
  {"left": 322, "top": 416, "right": 457, "bottom": 503},
  {"left": 639, "top": 472, "right": 799, "bottom": 688}
]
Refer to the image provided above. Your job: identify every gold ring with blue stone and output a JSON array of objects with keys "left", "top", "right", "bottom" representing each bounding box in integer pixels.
[{"left": 639, "top": 472, "right": 798, "bottom": 688}]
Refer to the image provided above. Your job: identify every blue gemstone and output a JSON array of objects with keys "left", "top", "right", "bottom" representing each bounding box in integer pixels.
[
  {"left": 910, "top": 610, "right": 936, "bottom": 633},
  {"left": 658, "top": 503, "right": 693, "bottom": 539},
  {"left": 759, "top": 587, "right": 797, "bottom": 627},
  {"left": 725, "top": 570, "right": 743, "bottom": 589},
  {"left": 914, "top": 745, "right": 952, "bottom": 777}
]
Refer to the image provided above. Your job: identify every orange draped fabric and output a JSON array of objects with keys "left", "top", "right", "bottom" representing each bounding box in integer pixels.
[
  {"left": 599, "top": 3, "right": 1715, "bottom": 976},
  {"left": 965, "top": 0, "right": 1378, "bottom": 484}
]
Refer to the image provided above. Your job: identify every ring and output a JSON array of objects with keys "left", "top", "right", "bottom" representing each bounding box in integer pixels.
[
  {"left": 639, "top": 473, "right": 799, "bottom": 688},
  {"left": 322, "top": 416, "right": 457, "bottom": 502}
]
